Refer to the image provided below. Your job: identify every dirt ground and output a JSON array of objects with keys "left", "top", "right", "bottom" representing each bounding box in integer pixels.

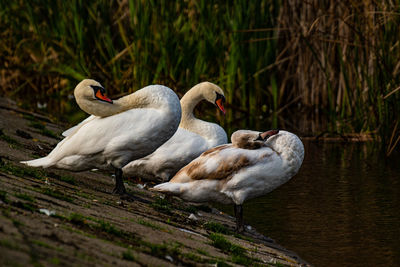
[{"left": 0, "top": 98, "right": 309, "bottom": 267}]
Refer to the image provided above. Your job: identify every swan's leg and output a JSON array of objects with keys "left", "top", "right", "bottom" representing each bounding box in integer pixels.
[
  {"left": 112, "top": 168, "right": 127, "bottom": 195},
  {"left": 113, "top": 168, "right": 151, "bottom": 203},
  {"left": 234, "top": 204, "right": 244, "bottom": 233}
]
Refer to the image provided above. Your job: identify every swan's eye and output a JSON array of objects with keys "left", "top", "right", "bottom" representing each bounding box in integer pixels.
[
  {"left": 215, "top": 92, "right": 225, "bottom": 103},
  {"left": 90, "top": 85, "right": 103, "bottom": 94}
]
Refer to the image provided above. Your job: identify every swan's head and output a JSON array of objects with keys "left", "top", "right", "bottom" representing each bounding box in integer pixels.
[
  {"left": 198, "top": 82, "right": 226, "bottom": 114},
  {"left": 264, "top": 130, "right": 305, "bottom": 164},
  {"left": 74, "top": 79, "right": 113, "bottom": 105},
  {"left": 231, "top": 129, "right": 279, "bottom": 149}
]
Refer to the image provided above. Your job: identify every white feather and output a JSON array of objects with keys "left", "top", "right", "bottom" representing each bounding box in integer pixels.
[
  {"left": 62, "top": 115, "right": 95, "bottom": 137},
  {"left": 123, "top": 82, "right": 227, "bottom": 181},
  {"left": 21, "top": 84, "right": 181, "bottom": 172},
  {"left": 152, "top": 130, "right": 305, "bottom": 205}
]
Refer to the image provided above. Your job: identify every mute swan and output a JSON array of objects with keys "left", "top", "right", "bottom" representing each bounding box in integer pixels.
[
  {"left": 151, "top": 129, "right": 304, "bottom": 232},
  {"left": 21, "top": 79, "right": 181, "bottom": 200},
  {"left": 122, "top": 82, "right": 227, "bottom": 181}
]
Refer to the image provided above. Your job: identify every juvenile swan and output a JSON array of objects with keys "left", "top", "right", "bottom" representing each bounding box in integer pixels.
[
  {"left": 22, "top": 79, "right": 181, "bottom": 200},
  {"left": 151, "top": 130, "right": 304, "bottom": 232},
  {"left": 123, "top": 82, "right": 227, "bottom": 181}
]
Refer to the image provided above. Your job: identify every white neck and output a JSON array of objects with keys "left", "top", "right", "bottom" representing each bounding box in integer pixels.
[
  {"left": 178, "top": 84, "right": 222, "bottom": 141},
  {"left": 76, "top": 85, "right": 172, "bottom": 117},
  {"left": 179, "top": 83, "right": 206, "bottom": 127}
]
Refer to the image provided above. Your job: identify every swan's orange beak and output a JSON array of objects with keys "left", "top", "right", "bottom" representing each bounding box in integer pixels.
[
  {"left": 95, "top": 90, "right": 113, "bottom": 104},
  {"left": 216, "top": 98, "right": 226, "bottom": 114},
  {"left": 261, "top": 129, "right": 279, "bottom": 140}
]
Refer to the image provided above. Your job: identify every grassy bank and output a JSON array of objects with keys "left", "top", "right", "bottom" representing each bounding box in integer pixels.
[
  {"left": 0, "top": 0, "right": 399, "bottom": 153},
  {"left": 0, "top": 99, "right": 308, "bottom": 266}
]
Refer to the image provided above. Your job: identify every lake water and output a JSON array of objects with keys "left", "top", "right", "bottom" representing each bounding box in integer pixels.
[{"left": 216, "top": 140, "right": 400, "bottom": 266}]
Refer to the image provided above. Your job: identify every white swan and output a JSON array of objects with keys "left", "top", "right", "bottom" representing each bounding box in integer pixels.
[
  {"left": 151, "top": 129, "right": 304, "bottom": 232},
  {"left": 122, "top": 82, "right": 227, "bottom": 181},
  {"left": 21, "top": 79, "right": 181, "bottom": 200}
]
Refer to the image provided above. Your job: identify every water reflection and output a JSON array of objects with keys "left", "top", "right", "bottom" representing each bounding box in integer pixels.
[{"left": 216, "top": 141, "right": 400, "bottom": 267}]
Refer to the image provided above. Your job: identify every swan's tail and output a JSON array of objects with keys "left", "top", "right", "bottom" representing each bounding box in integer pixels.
[
  {"left": 21, "top": 157, "right": 53, "bottom": 168},
  {"left": 150, "top": 182, "right": 182, "bottom": 195}
]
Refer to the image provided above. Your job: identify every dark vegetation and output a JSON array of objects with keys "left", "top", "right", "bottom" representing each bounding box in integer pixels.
[{"left": 1, "top": 0, "right": 399, "bottom": 154}]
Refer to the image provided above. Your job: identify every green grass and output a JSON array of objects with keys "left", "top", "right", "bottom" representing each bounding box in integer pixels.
[
  {"left": 0, "top": 161, "right": 47, "bottom": 181},
  {"left": 0, "top": 190, "right": 9, "bottom": 203},
  {"left": 0, "top": 239, "right": 20, "bottom": 250},
  {"left": 29, "top": 121, "right": 45, "bottom": 130},
  {"left": 14, "top": 192, "right": 35, "bottom": 202},
  {"left": 58, "top": 175, "right": 76, "bottom": 185},
  {"left": 93, "top": 219, "right": 124, "bottom": 238},
  {"left": 122, "top": 250, "right": 135, "bottom": 261},
  {"left": 180, "top": 205, "right": 198, "bottom": 214},
  {"left": 42, "top": 188, "right": 73, "bottom": 203},
  {"left": 12, "top": 201, "right": 36, "bottom": 212},
  {"left": 75, "top": 191, "right": 92, "bottom": 199},
  {"left": 209, "top": 233, "right": 245, "bottom": 256},
  {"left": 150, "top": 198, "right": 172, "bottom": 215},
  {"left": 214, "top": 261, "right": 232, "bottom": 267},
  {"left": 196, "top": 204, "right": 212, "bottom": 213},
  {"left": 65, "top": 214, "right": 130, "bottom": 241},
  {"left": 176, "top": 203, "right": 212, "bottom": 213},
  {"left": 49, "top": 258, "right": 60, "bottom": 265},
  {"left": 0, "top": 129, "right": 21, "bottom": 147},
  {"left": 31, "top": 239, "right": 53, "bottom": 249},
  {"left": 136, "top": 218, "right": 164, "bottom": 231},
  {"left": 61, "top": 225, "right": 97, "bottom": 239},
  {"left": 68, "top": 213, "right": 86, "bottom": 225},
  {"left": 143, "top": 241, "right": 181, "bottom": 260},
  {"left": 11, "top": 218, "right": 23, "bottom": 227},
  {"left": 29, "top": 122, "right": 59, "bottom": 139},
  {"left": 183, "top": 252, "right": 202, "bottom": 262},
  {"left": 148, "top": 243, "right": 168, "bottom": 257},
  {"left": 40, "top": 128, "right": 59, "bottom": 139},
  {"left": 49, "top": 173, "right": 77, "bottom": 185},
  {"left": 196, "top": 248, "right": 209, "bottom": 256},
  {"left": 209, "top": 233, "right": 259, "bottom": 265},
  {"left": 204, "top": 222, "right": 231, "bottom": 235}
]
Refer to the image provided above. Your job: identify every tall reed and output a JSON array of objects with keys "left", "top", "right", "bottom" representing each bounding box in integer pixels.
[
  {"left": 1, "top": 0, "right": 399, "bottom": 153},
  {"left": 276, "top": 0, "right": 400, "bottom": 154},
  {"left": 0, "top": 0, "right": 278, "bottom": 126}
]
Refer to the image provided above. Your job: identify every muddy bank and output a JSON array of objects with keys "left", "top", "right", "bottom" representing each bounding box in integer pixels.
[{"left": 0, "top": 98, "right": 309, "bottom": 266}]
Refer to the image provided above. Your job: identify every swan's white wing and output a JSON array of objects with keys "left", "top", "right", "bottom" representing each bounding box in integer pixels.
[
  {"left": 62, "top": 115, "right": 96, "bottom": 137},
  {"left": 48, "top": 108, "right": 170, "bottom": 170},
  {"left": 123, "top": 128, "right": 210, "bottom": 180},
  {"left": 204, "top": 122, "right": 228, "bottom": 147}
]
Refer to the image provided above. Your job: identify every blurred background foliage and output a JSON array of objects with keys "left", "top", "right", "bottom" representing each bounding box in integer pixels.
[{"left": 1, "top": 0, "right": 400, "bottom": 154}]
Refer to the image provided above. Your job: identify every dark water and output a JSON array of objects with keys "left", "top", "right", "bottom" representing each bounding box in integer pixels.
[{"left": 216, "top": 141, "right": 400, "bottom": 267}]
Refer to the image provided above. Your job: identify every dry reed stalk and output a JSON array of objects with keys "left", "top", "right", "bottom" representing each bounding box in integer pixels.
[{"left": 276, "top": 0, "right": 400, "bottom": 151}]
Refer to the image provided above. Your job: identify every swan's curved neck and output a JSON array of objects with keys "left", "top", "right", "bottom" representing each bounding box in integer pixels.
[
  {"left": 77, "top": 89, "right": 152, "bottom": 117},
  {"left": 76, "top": 99, "right": 120, "bottom": 117},
  {"left": 179, "top": 84, "right": 207, "bottom": 129}
]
